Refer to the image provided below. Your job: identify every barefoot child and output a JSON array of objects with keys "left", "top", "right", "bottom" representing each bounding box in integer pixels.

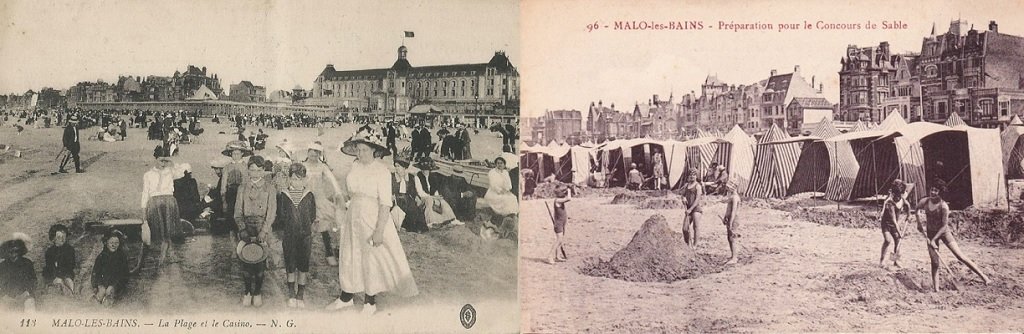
[
  {"left": 914, "top": 182, "right": 990, "bottom": 292},
  {"left": 681, "top": 170, "right": 705, "bottom": 250},
  {"left": 548, "top": 184, "right": 571, "bottom": 264},
  {"left": 91, "top": 230, "right": 129, "bottom": 305},
  {"left": 43, "top": 224, "right": 77, "bottom": 295},
  {"left": 879, "top": 180, "right": 909, "bottom": 268},
  {"left": 722, "top": 183, "right": 741, "bottom": 265},
  {"left": 0, "top": 233, "right": 37, "bottom": 312}
]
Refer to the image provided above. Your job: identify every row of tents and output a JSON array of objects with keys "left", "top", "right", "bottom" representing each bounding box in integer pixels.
[{"left": 522, "top": 111, "right": 1024, "bottom": 210}]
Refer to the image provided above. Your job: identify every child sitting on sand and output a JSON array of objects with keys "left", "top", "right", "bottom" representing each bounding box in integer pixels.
[
  {"left": 627, "top": 163, "right": 643, "bottom": 190},
  {"left": 43, "top": 224, "right": 77, "bottom": 295},
  {"left": 0, "top": 233, "right": 37, "bottom": 312},
  {"left": 548, "top": 184, "right": 572, "bottom": 264},
  {"left": 91, "top": 230, "right": 129, "bottom": 306}
]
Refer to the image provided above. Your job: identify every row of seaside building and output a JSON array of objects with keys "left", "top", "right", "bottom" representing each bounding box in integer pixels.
[
  {"left": 527, "top": 19, "right": 1024, "bottom": 144},
  {"left": 1, "top": 45, "right": 520, "bottom": 119}
]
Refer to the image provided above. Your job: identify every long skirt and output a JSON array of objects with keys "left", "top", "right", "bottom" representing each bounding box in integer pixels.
[
  {"left": 484, "top": 191, "right": 519, "bottom": 216},
  {"left": 396, "top": 194, "right": 428, "bottom": 232},
  {"left": 145, "top": 195, "right": 182, "bottom": 246},
  {"left": 423, "top": 197, "right": 457, "bottom": 226},
  {"left": 222, "top": 184, "right": 240, "bottom": 233},
  {"left": 338, "top": 196, "right": 418, "bottom": 297}
]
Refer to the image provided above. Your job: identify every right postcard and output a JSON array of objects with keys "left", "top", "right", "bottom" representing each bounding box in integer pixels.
[{"left": 518, "top": 0, "right": 1024, "bottom": 332}]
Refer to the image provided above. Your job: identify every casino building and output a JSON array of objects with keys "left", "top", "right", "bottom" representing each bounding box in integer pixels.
[{"left": 306, "top": 45, "right": 519, "bottom": 124}]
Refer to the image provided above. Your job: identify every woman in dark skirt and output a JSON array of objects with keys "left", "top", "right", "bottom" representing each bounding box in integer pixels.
[
  {"left": 91, "top": 230, "right": 129, "bottom": 306},
  {"left": 393, "top": 159, "right": 428, "bottom": 233},
  {"left": 141, "top": 145, "right": 185, "bottom": 264}
]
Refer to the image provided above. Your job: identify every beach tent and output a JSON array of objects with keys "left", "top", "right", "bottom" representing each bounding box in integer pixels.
[
  {"left": 884, "top": 122, "right": 1006, "bottom": 209},
  {"left": 520, "top": 142, "right": 572, "bottom": 183},
  {"left": 848, "top": 120, "right": 868, "bottom": 132},
  {"left": 1003, "top": 116, "right": 1024, "bottom": 178},
  {"left": 712, "top": 125, "right": 755, "bottom": 194},
  {"left": 944, "top": 112, "right": 970, "bottom": 128},
  {"left": 682, "top": 129, "right": 719, "bottom": 187},
  {"left": 568, "top": 145, "right": 596, "bottom": 186},
  {"left": 820, "top": 111, "right": 906, "bottom": 201},
  {"left": 770, "top": 119, "right": 841, "bottom": 196},
  {"left": 747, "top": 123, "right": 802, "bottom": 198}
]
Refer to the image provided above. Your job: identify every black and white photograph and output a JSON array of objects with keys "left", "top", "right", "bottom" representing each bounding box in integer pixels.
[
  {"left": 519, "top": 0, "right": 1024, "bottom": 332},
  {"left": 0, "top": 0, "right": 519, "bottom": 332}
]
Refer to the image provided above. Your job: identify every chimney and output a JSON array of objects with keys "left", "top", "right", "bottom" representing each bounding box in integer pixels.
[
  {"left": 819, "top": 83, "right": 824, "bottom": 93},
  {"left": 990, "top": 20, "right": 998, "bottom": 33},
  {"left": 794, "top": 65, "right": 800, "bottom": 73},
  {"left": 202, "top": 66, "right": 207, "bottom": 75},
  {"left": 770, "top": 69, "right": 778, "bottom": 76},
  {"left": 811, "top": 75, "right": 816, "bottom": 88}
]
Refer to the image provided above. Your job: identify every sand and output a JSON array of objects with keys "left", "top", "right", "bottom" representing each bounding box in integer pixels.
[{"left": 580, "top": 214, "right": 714, "bottom": 282}]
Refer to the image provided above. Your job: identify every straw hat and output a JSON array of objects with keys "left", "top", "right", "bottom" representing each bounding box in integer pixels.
[
  {"left": 341, "top": 129, "right": 389, "bottom": 157},
  {"left": 236, "top": 240, "right": 268, "bottom": 264},
  {"left": 221, "top": 140, "right": 253, "bottom": 157},
  {"left": 210, "top": 157, "right": 230, "bottom": 169}
]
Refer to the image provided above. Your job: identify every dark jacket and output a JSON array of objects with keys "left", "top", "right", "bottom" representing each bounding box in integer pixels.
[
  {"left": 276, "top": 190, "right": 317, "bottom": 240},
  {"left": 417, "top": 171, "right": 447, "bottom": 196},
  {"left": 0, "top": 257, "right": 36, "bottom": 298},
  {"left": 43, "top": 244, "right": 77, "bottom": 280},
  {"left": 174, "top": 173, "right": 203, "bottom": 221},
  {"left": 92, "top": 250, "right": 128, "bottom": 289},
  {"left": 62, "top": 125, "right": 80, "bottom": 152}
]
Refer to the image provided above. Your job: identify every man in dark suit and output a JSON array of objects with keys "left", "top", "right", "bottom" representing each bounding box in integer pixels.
[
  {"left": 441, "top": 166, "right": 477, "bottom": 222},
  {"left": 59, "top": 115, "right": 84, "bottom": 173},
  {"left": 384, "top": 121, "right": 399, "bottom": 157},
  {"left": 504, "top": 122, "right": 517, "bottom": 153},
  {"left": 456, "top": 123, "right": 472, "bottom": 160},
  {"left": 438, "top": 125, "right": 452, "bottom": 160},
  {"left": 410, "top": 123, "right": 428, "bottom": 160}
]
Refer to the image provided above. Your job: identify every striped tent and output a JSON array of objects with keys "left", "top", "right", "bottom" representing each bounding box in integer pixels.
[
  {"left": 785, "top": 119, "right": 841, "bottom": 196},
  {"left": 747, "top": 124, "right": 802, "bottom": 198},
  {"left": 1001, "top": 120, "right": 1024, "bottom": 178},
  {"left": 712, "top": 125, "right": 756, "bottom": 195},
  {"left": 683, "top": 129, "right": 719, "bottom": 187},
  {"left": 944, "top": 112, "right": 969, "bottom": 128},
  {"left": 849, "top": 120, "right": 868, "bottom": 132},
  {"left": 821, "top": 111, "right": 907, "bottom": 201}
]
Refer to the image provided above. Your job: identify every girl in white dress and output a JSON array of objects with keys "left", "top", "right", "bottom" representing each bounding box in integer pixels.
[{"left": 326, "top": 131, "right": 418, "bottom": 315}]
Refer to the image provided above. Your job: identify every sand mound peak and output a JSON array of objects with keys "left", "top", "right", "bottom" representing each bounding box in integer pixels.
[{"left": 581, "top": 214, "right": 714, "bottom": 282}]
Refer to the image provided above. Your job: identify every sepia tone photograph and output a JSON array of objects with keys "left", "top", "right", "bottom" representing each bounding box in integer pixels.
[
  {"left": 519, "top": 0, "right": 1024, "bottom": 332},
  {"left": 0, "top": 0, "right": 519, "bottom": 332}
]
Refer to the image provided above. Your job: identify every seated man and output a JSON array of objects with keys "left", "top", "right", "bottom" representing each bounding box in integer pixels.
[{"left": 441, "top": 166, "right": 478, "bottom": 223}]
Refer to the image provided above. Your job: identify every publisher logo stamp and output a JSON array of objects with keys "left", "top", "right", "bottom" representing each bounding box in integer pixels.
[{"left": 460, "top": 304, "right": 476, "bottom": 329}]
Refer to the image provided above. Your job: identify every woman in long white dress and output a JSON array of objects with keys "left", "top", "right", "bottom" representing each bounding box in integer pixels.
[
  {"left": 326, "top": 131, "right": 418, "bottom": 315},
  {"left": 485, "top": 157, "right": 518, "bottom": 216}
]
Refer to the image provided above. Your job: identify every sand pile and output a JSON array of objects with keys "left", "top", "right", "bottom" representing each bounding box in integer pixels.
[
  {"left": 636, "top": 197, "right": 684, "bottom": 209},
  {"left": 818, "top": 267, "right": 1024, "bottom": 314},
  {"left": 610, "top": 191, "right": 649, "bottom": 205},
  {"left": 580, "top": 214, "right": 714, "bottom": 282},
  {"left": 950, "top": 207, "right": 1024, "bottom": 246},
  {"left": 793, "top": 207, "right": 878, "bottom": 229}
]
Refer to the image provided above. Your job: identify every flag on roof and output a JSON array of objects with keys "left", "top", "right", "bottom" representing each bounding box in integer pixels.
[{"left": 404, "top": 31, "right": 415, "bottom": 38}]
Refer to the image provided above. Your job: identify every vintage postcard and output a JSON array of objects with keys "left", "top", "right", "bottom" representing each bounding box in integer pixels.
[
  {"left": 0, "top": 0, "right": 519, "bottom": 333},
  {"left": 519, "top": 0, "right": 1024, "bottom": 332}
]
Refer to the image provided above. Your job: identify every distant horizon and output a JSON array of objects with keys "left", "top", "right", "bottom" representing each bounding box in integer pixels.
[{"left": 0, "top": 0, "right": 519, "bottom": 96}]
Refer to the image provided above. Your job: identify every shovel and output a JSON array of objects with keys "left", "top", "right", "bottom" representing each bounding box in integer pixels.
[{"left": 924, "top": 232, "right": 961, "bottom": 291}]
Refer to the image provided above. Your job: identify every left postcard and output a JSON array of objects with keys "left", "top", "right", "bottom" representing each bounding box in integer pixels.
[{"left": 0, "top": 1, "right": 520, "bottom": 333}]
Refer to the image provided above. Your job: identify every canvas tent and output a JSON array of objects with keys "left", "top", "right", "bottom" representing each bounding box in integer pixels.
[
  {"left": 711, "top": 125, "right": 755, "bottom": 194},
  {"left": 683, "top": 129, "right": 719, "bottom": 187},
  {"left": 766, "top": 119, "right": 842, "bottom": 196},
  {"left": 520, "top": 142, "right": 572, "bottom": 183},
  {"left": 884, "top": 122, "right": 1006, "bottom": 209},
  {"left": 747, "top": 124, "right": 802, "bottom": 198},
  {"left": 1002, "top": 116, "right": 1024, "bottom": 178},
  {"left": 821, "top": 111, "right": 907, "bottom": 201},
  {"left": 944, "top": 112, "right": 969, "bottom": 128}
]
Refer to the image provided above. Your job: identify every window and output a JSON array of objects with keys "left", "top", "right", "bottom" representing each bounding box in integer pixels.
[
  {"left": 1000, "top": 102, "right": 1010, "bottom": 116},
  {"left": 925, "top": 65, "right": 938, "bottom": 77},
  {"left": 936, "top": 101, "right": 947, "bottom": 119},
  {"left": 979, "top": 99, "right": 994, "bottom": 116}
]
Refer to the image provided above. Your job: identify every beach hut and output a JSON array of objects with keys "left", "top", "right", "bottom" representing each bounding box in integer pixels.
[
  {"left": 944, "top": 112, "right": 970, "bottom": 129},
  {"left": 712, "top": 125, "right": 756, "bottom": 194},
  {"left": 774, "top": 118, "right": 841, "bottom": 196},
  {"left": 1001, "top": 116, "right": 1024, "bottom": 178},
  {"left": 747, "top": 123, "right": 802, "bottom": 198},
  {"left": 821, "top": 111, "right": 906, "bottom": 201}
]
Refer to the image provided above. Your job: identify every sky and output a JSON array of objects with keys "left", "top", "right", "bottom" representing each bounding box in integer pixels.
[
  {"left": 521, "top": 0, "right": 1024, "bottom": 118},
  {"left": 0, "top": 0, "right": 519, "bottom": 95}
]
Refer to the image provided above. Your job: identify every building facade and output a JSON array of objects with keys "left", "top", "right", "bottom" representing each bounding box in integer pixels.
[
  {"left": 530, "top": 109, "right": 582, "bottom": 145},
  {"left": 229, "top": 81, "right": 267, "bottom": 103},
  {"left": 308, "top": 46, "right": 519, "bottom": 118},
  {"left": 839, "top": 20, "right": 1024, "bottom": 127}
]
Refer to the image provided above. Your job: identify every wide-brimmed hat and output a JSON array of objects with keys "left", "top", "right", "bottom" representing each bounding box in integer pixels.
[
  {"left": 236, "top": 240, "right": 268, "bottom": 264},
  {"left": 307, "top": 142, "right": 324, "bottom": 153},
  {"left": 341, "top": 129, "right": 389, "bottom": 157},
  {"left": 68, "top": 115, "right": 79, "bottom": 122},
  {"left": 222, "top": 140, "right": 253, "bottom": 157},
  {"left": 210, "top": 157, "right": 230, "bottom": 169},
  {"left": 415, "top": 158, "right": 440, "bottom": 171}
]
